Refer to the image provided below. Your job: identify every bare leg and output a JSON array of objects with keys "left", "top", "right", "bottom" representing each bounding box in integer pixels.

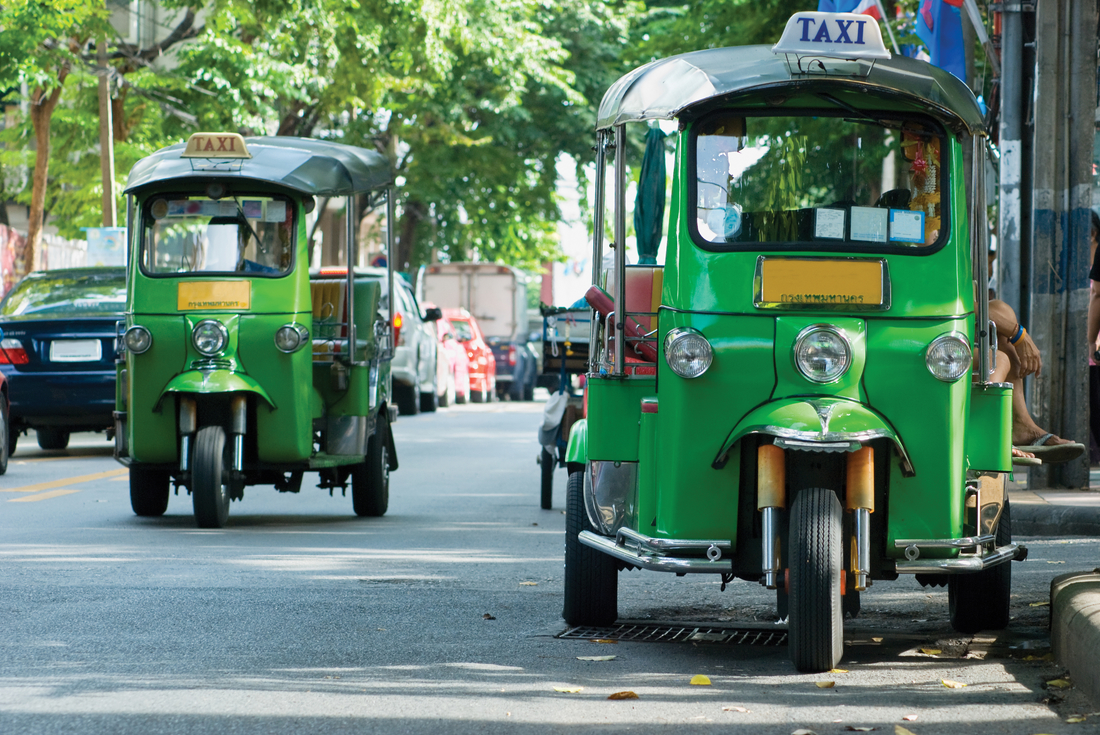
[{"left": 1008, "top": 360, "right": 1077, "bottom": 446}]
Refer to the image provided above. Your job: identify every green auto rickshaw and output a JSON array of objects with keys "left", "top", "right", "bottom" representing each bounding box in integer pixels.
[
  {"left": 563, "top": 12, "right": 1024, "bottom": 672},
  {"left": 115, "top": 133, "right": 400, "bottom": 528}
]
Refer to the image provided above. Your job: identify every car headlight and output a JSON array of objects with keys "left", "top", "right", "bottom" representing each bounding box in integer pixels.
[
  {"left": 664, "top": 327, "right": 713, "bottom": 379},
  {"left": 926, "top": 333, "right": 972, "bottom": 382},
  {"left": 794, "top": 326, "right": 851, "bottom": 383},
  {"left": 192, "top": 319, "right": 228, "bottom": 356},
  {"left": 274, "top": 324, "right": 309, "bottom": 353},
  {"left": 123, "top": 325, "right": 153, "bottom": 354}
]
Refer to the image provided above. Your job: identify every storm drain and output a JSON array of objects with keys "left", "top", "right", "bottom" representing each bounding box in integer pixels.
[{"left": 558, "top": 622, "right": 787, "bottom": 646}]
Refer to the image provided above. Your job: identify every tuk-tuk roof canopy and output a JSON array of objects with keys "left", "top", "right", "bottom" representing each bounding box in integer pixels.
[
  {"left": 597, "top": 45, "right": 985, "bottom": 135},
  {"left": 125, "top": 136, "right": 393, "bottom": 196}
]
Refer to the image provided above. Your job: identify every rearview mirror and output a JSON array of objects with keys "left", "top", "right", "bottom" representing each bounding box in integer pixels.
[{"left": 424, "top": 307, "right": 443, "bottom": 322}]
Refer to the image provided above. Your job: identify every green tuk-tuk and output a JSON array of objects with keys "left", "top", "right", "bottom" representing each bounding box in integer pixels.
[
  {"left": 563, "top": 12, "right": 1024, "bottom": 672},
  {"left": 115, "top": 133, "right": 399, "bottom": 528}
]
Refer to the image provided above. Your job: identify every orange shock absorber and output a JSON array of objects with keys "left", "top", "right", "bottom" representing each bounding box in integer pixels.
[
  {"left": 846, "top": 446, "right": 874, "bottom": 591},
  {"left": 758, "top": 443, "right": 786, "bottom": 589}
]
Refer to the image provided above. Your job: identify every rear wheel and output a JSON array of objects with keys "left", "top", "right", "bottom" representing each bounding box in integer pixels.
[
  {"left": 0, "top": 395, "right": 9, "bottom": 476},
  {"left": 788, "top": 487, "right": 844, "bottom": 673},
  {"left": 37, "top": 427, "right": 70, "bottom": 450},
  {"left": 563, "top": 467, "right": 617, "bottom": 626},
  {"left": 192, "top": 425, "right": 230, "bottom": 528},
  {"left": 540, "top": 448, "right": 554, "bottom": 510},
  {"left": 949, "top": 500, "right": 1012, "bottom": 633},
  {"left": 352, "top": 414, "right": 390, "bottom": 517},
  {"left": 395, "top": 381, "right": 420, "bottom": 415},
  {"left": 420, "top": 383, "right": 439, "bottom": 413},
  {"left": 130, "top": 466, "right": 170, "bottom": 517}
]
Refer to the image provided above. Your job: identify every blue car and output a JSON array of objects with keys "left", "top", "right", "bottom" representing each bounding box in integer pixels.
[{"left": 0, "top": 268, "right": 125, "bottom": 452}]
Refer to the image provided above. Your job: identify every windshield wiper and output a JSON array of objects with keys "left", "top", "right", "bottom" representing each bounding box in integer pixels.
[{"left": 815, "top": 92, "right": 897, "bottom": 129}]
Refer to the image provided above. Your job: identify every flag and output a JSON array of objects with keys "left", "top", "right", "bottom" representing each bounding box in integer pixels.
[
  {"left": 817, "top": 0, "right": 882, "bottom": 19},
  {"left": 915, "top": 0, "right": 966, "bottom": 82}
]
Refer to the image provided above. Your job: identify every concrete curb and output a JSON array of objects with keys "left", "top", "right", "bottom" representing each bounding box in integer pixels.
[
  {"left": 1051, "top": 571, "right": 1100, "bottom": 708},
  {"left": 1014, "top": 502, "right": 1100, "bottom": 537}
]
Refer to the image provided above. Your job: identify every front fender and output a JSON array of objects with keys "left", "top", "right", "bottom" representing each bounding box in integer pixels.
[
  {"left": 157, "top": 370, "right": 275, "bottom": 410},
  {"left": 713, "top": 397, "right": 912, "bottom": 475},
  {"left": 565, "top": 417, "right": 587, "bottom": 464}
]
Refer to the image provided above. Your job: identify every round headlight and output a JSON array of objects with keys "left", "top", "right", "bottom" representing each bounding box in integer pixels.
[
  {"left": 274, "top": 324, "right": 309, "bottom": 353},
  {"left": 926, "top": 333, "right": 972, "bottom": 382},
  {"left": 192, "top": 320, "right": 228, "bottom": 356},
  {"left": 664, "top": 328, "right": 713, "bottom": 379},
  {"left": 123, "top": 325, "right": 152, "bottom": 354},
  {"left": 794, "top": 326, "right": 851, "bottom": 383}
]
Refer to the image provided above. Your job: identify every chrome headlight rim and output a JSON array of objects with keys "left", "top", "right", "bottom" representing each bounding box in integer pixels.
[
  {"left": 663, "top": 327, "right": 714, "bottom": 379},
  {"left": 191, "top": 319, "right": 229, "bottom": 357},
  {"left": 123, "top": 325, "right": 153, "bottom": 354},
  {"left": 925, "top": 331, "right": 972, "bottom": 382},
  {"left": 793, "top": 324, "right": 852, "bottom": 384},
  {"left": 274, "top": 323, "right": 310, "bottom": 353}
]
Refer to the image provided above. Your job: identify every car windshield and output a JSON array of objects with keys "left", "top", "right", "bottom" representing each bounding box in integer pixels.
[
  {"left": 450, "top": 319, "right": 474, "bottom": 341},
  {"left": 693, "top": 112, "right": 946, "bottom": 250},
  {"left": 1, "top": 271, "right": 126, "bottom": 318},
  {"left": 142, "top": 195, "right": 295, "bottom": 276}
]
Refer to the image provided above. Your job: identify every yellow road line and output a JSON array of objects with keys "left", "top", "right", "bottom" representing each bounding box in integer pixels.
[
  {"left": 1, "top": 468, "right": 127, "bottom": 494},
  {"left": 9, "top": 489, "right": 81, "bottom": 503}
]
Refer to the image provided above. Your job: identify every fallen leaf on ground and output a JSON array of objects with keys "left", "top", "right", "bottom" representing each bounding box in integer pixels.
[
  {"left": 830, "top": 668, "right": 849, "bottom": 674},
  {"left": 873, "top": 637, "right": 884, "bottom": 643},
  {"left": 1024, "top": 653, "right": 1055, "bottom": 662},
  {"left": 608, "top": 691, "right": 638, "bottom": 700},
  {"left": 896, "top": 727, "right": 918, "bottom": 735},
  {"left": 482, "top": 613, "right": 496, "bottom": 620},
  {"left": 723, "top": 706, "right": 749, "bottom": 712},
  {"left": 519, "top": 581, "right": 538, "bottom": 586},
  {"left": 1066, "top": 715, "right": 1087, "bottom": 723},
  {"left": 816, "top": 681, "right": 836, "bottom": 688},
  {"left": 918, "top": 648, "right": 941, "bottom": 655},
  {"left": 902, "top": 715, "right": 918, "bottom": 721},
  {"left": 590, "top": 639, "right": 617, "bottom": 644},
  {"left": 1047, "top": 560, "right": 1065, "bottom": 564},
  {"left": 553, "top": 686, "right": 582, "bottom": 693},
  {"left": 792, "top": 729, "right": 817, "bottom": 735},
  {"left": 942, "top": 679, "right": 967, "bottom": 689},
  {"left": 691, "top": 674, "right": 711, "bottom": 686},
  {"left": 1047, "top": 679, "right": 1073, "bottom": 689},
  {"left": 1029, "top": 601, "right": 1051, "bottom": 607},
  {"left": 577, "top": 655, "right": 616, "bottom": 662}
]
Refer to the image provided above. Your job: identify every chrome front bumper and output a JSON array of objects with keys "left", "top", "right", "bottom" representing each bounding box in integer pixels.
[
  {"left": 578, "top": 527, "right": 733, "bottom": 574},
  {"left": 893, "top": 534, "right": 1025, "bottom": 574}
]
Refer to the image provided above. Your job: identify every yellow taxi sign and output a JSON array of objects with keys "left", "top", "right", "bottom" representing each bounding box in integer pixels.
[{"left": 181, "top": 132, "right": 252, "bottom": 159}]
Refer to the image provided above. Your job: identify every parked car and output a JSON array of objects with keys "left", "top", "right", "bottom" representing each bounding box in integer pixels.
[
  {"left": 429, "top": 308, "right": 470, "bottom": 406},
  {"left": 0, "top": 326, "right": 8, "bottom": 474},
  {"left": 443, "top": 308, "right": 496, "bottom": 403},
  {"left": 0, "top": 267, "right": 125, "bottom": 452}
]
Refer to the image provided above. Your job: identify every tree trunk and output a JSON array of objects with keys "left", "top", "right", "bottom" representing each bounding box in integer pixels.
[
  {"left": 25, "top": 83, "right": 65, "bottom": 276},
  {"left": 397, "top": 199, "right": 425, "bottom": 273}
]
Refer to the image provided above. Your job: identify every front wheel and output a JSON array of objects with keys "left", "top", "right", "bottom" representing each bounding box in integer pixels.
[
  {"left": 192, "top": 425, "right": 230, "bottom": 528},
  {"left": 540, "top": 448, "right": 554, "bottom": 510},
  {"left": 788, "top": 487, "right": 844, "bottom": 672},
  {"left": 130, "top": 466, "right": 170, "bottom": 517},
  {"left": 949, "top": 500, "right": 1012, "bottom": 633},
  {"left": 37, "top": 427, "right": 70, "bottom": 450},
  {"left": 563, "top": 467, "right": 617, "bottom": 626},
  {"left": 352, "top": 414, "right": 390, "bottom": 517}
]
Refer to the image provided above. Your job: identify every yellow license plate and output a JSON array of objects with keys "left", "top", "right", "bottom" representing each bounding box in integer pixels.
[
  {"left": 759, "top": 258, "right": 884, "bottom": 307},
  {"left": 177, "top": 281, "right": 251, "bottom": 311}
]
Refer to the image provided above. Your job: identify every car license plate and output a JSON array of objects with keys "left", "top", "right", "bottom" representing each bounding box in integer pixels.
[{"left": 50, "top": 339, "right": 102, "bottom": 363}]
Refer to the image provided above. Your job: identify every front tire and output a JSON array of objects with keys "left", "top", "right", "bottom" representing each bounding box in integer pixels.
[
  {"left": 130, "top": 466, "right": 170, "bottom": 517},
  {"left": 37, "top": 427, "right": 70, "bottom": 450},
  {"left": 788, "top": 487, "right": 844, "bottom": 673},
  {"left": 352, "top": 414, "right": 390, "bottom": 517},
  {"left": 563, "top": 467, "right": 617, "bottom": 626},
  {"left": 949, "top": 500, "right": 1012, "bottom": 633},
  {"left": 192, "top": 425, "right": 230, "bottom": 528},
  {"left": 540, "top": 448, "right": 554, "bottom": 510}
]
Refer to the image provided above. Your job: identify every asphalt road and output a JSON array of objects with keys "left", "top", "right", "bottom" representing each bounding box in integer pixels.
[{"left": 1, "top": 399, "right": 1098, "bottom": 734}]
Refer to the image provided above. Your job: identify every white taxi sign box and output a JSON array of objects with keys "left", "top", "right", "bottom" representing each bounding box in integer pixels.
[
  {"left": 772, "top": 12, "right": 890, "bottom": 61},
  {"left": 181, "top": 132, "right": 252, "bottom": 159}
]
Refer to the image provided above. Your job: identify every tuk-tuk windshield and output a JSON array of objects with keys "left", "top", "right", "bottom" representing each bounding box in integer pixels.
[
  {"left": 693, "top": 112, "right": 946, "bottom": 251},
  {"left": 141, "top": 194, "right": 295, "bottom": 276}
]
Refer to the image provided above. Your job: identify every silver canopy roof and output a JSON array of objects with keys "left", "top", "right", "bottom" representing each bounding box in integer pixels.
[
  {"left": 597, "top": 45, "right": 985, "bottom": 135},
  {"left": 125, "top": 136, "right": 393, "bottom": 196}
]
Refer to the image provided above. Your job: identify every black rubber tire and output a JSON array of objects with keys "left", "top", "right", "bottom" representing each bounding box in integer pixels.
[
  {"left": 563, "top": 468, "right": 617, "bottom": 626},
  {"left": 788, "top": 487, "right": 844, "bottom": 673},
  {"left": 192, "top": 425, "right": 230, "bottom": 528},
  {"left": 419, "top": 386, "right": 439, "bottom": 413},
  {"left": 6, "top": 421, "right": 16, "bottom": 459},
  {"left": 395, "top": 382, "right": 420, "bottom": 416},
  {"left": 523, "top": 372, "right": 535, "bottom": 401},
  {"left": 352, "top": 414, "right": 390, "bottom": 517},
  {"left": 37, "top": 427, "right": 70, "bottom": 450},
  {"left": 0, "top": 394, "right": 9, "bottom": 476},
  {"left": 949, "top": 500, "right": 1012, "bottom": 633},
  {"left": 540, "top": 448, "right": 554, "bottom": 510},
  {"left": 129, "top": 466, "right": 170, "bottom": 517}
]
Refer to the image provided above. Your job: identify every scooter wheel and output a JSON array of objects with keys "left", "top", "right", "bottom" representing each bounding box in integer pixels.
[{"left": 540, "top": 448, "right": 554, "bottom": 509}]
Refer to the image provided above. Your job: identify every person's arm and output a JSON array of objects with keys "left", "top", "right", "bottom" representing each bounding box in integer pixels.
[{"left": 989, "top": 298, "right": 1041, "bottom": 376}]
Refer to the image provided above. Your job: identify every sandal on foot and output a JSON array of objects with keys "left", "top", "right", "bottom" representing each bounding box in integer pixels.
[{"left": 1015, "top": 433, "right": 1086, "bottom": 463}]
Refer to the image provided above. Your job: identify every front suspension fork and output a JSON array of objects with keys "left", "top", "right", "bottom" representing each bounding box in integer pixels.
[{"left": 178, "top": 395, "right": 248, "bottom": 473}]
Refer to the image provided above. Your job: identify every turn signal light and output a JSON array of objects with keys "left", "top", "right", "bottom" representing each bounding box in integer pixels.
[
  {"left": 394, "top": 312, "right": 404, "bottom": 346},
  {"left": 0, "top": 338, "right": 29, "bottom": 364}
]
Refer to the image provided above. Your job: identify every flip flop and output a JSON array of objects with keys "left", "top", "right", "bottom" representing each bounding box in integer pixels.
[
  {"left": 1015, "top": 433, "right": 1086, "bottom": 464},
  {"left": 1011, "top": 455, "right": 1042, "bottom": 466}
]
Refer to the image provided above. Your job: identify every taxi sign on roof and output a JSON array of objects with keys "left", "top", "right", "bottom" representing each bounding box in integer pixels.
[
  {"left": 181, "top": 132, "right": 252, "bottom": 159},
  {"left": 772, "top": 12, "right": 890, "bottom": 61}
]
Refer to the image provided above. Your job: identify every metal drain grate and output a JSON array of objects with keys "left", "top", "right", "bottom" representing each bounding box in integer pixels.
[{"left": 558, "top": 622, "right": 787, "bottom": 646}]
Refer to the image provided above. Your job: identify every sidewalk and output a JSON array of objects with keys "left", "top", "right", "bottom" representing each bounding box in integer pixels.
[{"left": 1009, "top": 467, "right": 1100, "bottom": 537}]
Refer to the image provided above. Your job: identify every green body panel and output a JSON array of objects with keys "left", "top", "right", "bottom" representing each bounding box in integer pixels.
[
  {"left": 161, "top": 369, "right": 273, "bottom": 406},
  {"left": 565, "top": 418, "right": 587, "bottom": 464},
  {"left": 586, "top": 377, "right": 655, "bottom": 462},
  {"left": 124, "top": 315, "right": 187, "bottom": 463},
  {"left": 313, "top": 361, "right": 389, "bottom": 417},
  {"left": 637, "top": 407, "right": 659, "bottom": 534},
  {"left": 966, "top": 382, "right": 1012, "bottom": 472},
  {"left": 772, "top": 316, "right": 866, "bottom": 402}
]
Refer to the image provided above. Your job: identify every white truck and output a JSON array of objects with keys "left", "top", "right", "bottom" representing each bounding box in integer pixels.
[{"left": 419, "top": 263, "right": 537, "bottom": 401}]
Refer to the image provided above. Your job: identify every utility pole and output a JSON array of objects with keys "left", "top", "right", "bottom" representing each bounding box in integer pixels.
[
  {"left": 97, "top": 23, "right": 115, "bottom": 228},
  {"left": 997, "top": 3, "right": 1026, "bottom": 317}
]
